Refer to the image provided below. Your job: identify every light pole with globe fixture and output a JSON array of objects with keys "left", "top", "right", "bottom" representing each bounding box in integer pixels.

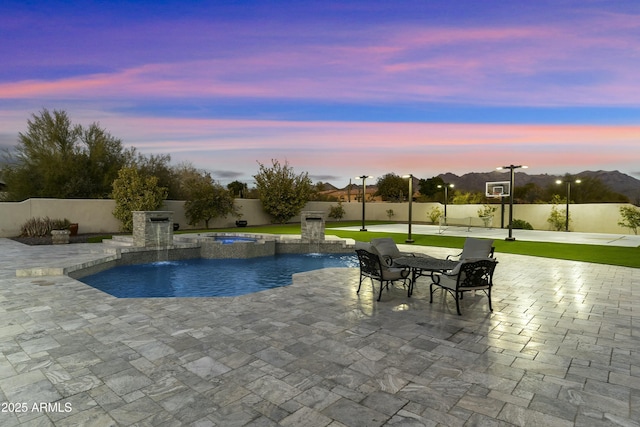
[
  {"left": 355, "top": 175, "right": 373, "bottom": 231},
  {"left": 402, "top": 174, "right": 414, "bottom": 243},
  {"left": 556, "top": 178, "right": 581, "bottom": 232},
  {"left": 437, "top": 183, "right": 454, "bottom": 223}
]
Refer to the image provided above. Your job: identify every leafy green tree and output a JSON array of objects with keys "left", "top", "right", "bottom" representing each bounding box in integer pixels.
[
  {"left": 516, "top": 182, "right": 546, "bottom": 203},
  {"left": 418, "top": 176, "right": 445, "bottom": 200},
  {"left": 133, "top": 153, "right": 179, "bottom": 199},
  {"left": 112, "top": 166, "right": 168, "bottom": 232},
  {"left": 227, "top": 180, "right": 248, "bottom": 198},
  {"left": 375, "top": 173, "right": 407, "bottom": 202},
  {"left": 253, "top": 159, "right": 313, "bottom": 224},
  {"left": 566, "top": 176, "right": 628, "bottom": 203},
  {"left": 1, "top": 109, "right": 130, "bottom": 200},
  {"left": 618, "top": 205, "right": 640, "bottom": 235},
  {"left": 184, "top": 173, "right": 237, "bottom": 228},
  {"left": 169, "top": 162, "right": 207, "bottom": 200}
]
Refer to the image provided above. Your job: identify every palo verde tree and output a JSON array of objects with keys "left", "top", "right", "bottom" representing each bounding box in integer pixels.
[
  {"left": 1, "top": 109, "right": 131, "bottom": 201},
  {"left": 183, "top": 171, "right": 238, "bottom": 228},
  {"left": 111, "top": 166, "right": 168, "bottom": 232},
  {"left": 253, "top": 159, "right": 313, "bottom": 223}
]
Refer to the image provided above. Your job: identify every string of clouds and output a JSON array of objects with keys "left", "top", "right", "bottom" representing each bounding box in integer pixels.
[{"left": 1, "top": 0, "right": 639, "bottom": 185}]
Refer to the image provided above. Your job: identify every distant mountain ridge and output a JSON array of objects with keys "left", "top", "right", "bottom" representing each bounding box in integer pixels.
[
  {"left": 436, "top": 170, "right": 639, "bottom": 201},
  {"left": 334, "top": 170, "right": 640, "bottom": 202}
]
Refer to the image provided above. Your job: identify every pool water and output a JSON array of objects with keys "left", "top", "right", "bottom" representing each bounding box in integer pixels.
[
  {"left": 80, "top": 253, "right": 358, "bottom": 298},
  {"left": 213, "top": 236, "right": 257, "bottom": 244}
]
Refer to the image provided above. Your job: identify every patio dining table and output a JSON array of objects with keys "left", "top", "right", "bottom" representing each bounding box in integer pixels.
[{"left": 394, "top": 255, "right": 459, "bottom": 297}]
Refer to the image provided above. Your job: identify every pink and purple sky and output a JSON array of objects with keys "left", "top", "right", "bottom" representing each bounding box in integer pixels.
[{"left": 2, "top": 0, "right": 640, "bottom": 186}]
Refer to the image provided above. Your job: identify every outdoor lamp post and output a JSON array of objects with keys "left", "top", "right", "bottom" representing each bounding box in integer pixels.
[
  {"left": 356, "top": 175, "right": 373, "bottom": 231},
  {"left": 496, "top": 164, "right": 528, "bottom": 241},
  {"left": 556, "top": 178, "right": 581, "bottom": 232},
  {"left": 437, "top": 183, "right": 454, "bottom": 222},
  {"left": 402, "top": 174, "right": 414, "bottom": 243}
]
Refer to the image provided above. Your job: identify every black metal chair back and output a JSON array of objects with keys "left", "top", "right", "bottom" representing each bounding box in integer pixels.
[
  {"left": 356, "top": 249, "right": 409, "bottom": 301},
  {"left": 355, "top": 249, "right": 383, "bottom": 281},
  {"left": 457, "top": 259, "right": 497, "bottom": 290},
  {"left": 430, "top": 258, "right": 498, "bottom": 315}
]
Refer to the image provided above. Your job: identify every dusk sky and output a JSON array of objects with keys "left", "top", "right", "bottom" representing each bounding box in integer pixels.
[{"left": 2, "top": 0, "right": 640, "bottom": 187}]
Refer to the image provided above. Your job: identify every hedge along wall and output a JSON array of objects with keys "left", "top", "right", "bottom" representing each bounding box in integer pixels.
[{"left": 0, "top": 198, "right": 635, "bottom": 237}]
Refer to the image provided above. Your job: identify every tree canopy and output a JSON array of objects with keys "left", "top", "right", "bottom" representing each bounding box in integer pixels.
[
  {"left": 253, "top": 159, "right": 313, "bottom": 223},
  {"left": 111, "top": 166, "right": 168, "bottom": 232},
  {"left": 417, "top": 176, "right": 445, "bottom": 200},
  {"left": 1, "top": 109, "right": 132, "bottom": 201},
  {"left": 375, "top": 173, "right": 408, "bottom": 202},
  {"left": 183, "top": 170, "right": 237, "bottom": 228}
]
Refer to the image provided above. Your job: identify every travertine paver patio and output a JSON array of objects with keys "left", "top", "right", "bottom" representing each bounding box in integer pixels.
[{"left": 0, "top": 237, "right": 638, "bottom": 426}]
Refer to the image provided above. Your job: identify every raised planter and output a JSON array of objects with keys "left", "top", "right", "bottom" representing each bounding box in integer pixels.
[{"left": 51, "top": 229, "right": 70, "bottom": 244}]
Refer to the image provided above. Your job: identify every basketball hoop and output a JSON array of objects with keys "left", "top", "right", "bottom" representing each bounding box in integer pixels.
[{"left": 486, "top": 181, "right": 510, "bottom": 198}]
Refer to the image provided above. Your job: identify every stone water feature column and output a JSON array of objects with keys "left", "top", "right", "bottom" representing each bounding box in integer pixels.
[
  {"left": 301, "top": 211, "right": 325, "bottom": 242},
  {"left": 132, "top": 211, "right": 174, "bottom": 247}
]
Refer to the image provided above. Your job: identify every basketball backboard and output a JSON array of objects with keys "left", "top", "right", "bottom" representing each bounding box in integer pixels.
[{"left": 486, "top": 181, "right": 510, "bottom": 198}]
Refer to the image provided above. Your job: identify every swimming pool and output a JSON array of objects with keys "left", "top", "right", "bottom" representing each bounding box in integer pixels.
[{"left": 80, "top": 253, "right": 358, "bottom": 298}]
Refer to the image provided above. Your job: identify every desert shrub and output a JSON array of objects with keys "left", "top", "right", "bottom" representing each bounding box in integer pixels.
[
  {"left": 477, "top": 204, "right": 497, "bottom": 227},
  {"left": 328, "top": 202, "right": 345, "bottom": 221},
  {"left": 20, "top": 217, "right": 70, "bottom": 237},
  {"left": 618, "top": 205, "right": 640, "bottom": 235},
  {"left": 428, "top": 206, "right": 443, "bottom": 224},
  {"left": 547, "top": 195, "right": 568, "bottom": 231},
  {"left": 511, "top": 219, "right": 533, "bottom": 230},
  {"left": 386, "top": 209, "right": 395, "bottom": 220}
]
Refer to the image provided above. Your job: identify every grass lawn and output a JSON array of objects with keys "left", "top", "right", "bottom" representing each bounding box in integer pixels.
[{"left": 199, "top": 221, "right": 640, "bottom": 269}]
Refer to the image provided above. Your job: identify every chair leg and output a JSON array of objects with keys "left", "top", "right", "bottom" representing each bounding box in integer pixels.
[
  {"left": 455, "top": 291, "right": 462, "bottom": 315},
  {"left": 377, "top": 280, "right": 386, "bottom": 301},
  {"left": 357, "top": 275, "right": 363, "bottom": 294},
  {"left": 487, "top": 287, "right": 493, "bottom": 311}
]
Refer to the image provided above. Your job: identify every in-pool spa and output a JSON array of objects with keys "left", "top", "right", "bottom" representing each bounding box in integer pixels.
[
  {"left": 213, "top": 236, "right": 257, "bottom": 244},
  {"left": 80, "top": 253, "right": 358, "bottom": 298}
]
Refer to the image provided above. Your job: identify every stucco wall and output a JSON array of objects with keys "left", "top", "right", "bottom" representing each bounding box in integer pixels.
[{"left": 0, "top": 198, "right": 635, "bottom": 237}]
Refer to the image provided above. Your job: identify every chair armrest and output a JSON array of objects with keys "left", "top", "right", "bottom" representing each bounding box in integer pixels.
[{"left": 446, "top": 251, "right": 462, "bottom": 261}]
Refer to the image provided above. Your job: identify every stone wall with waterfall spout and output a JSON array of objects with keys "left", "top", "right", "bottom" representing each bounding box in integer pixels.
[{"left": 132, "top": 211, "right": 174, "bottom": 247}]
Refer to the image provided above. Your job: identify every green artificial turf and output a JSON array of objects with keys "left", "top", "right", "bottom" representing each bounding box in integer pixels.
[{"left": 202, "top": 221, "right": 640, "bottom": 268}]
